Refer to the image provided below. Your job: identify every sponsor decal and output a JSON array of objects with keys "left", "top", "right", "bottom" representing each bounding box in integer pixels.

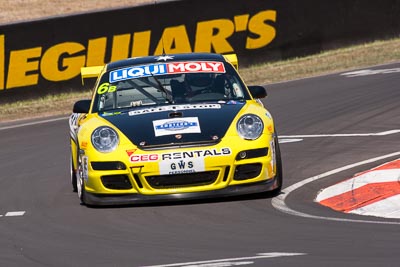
[
  {"left": 69, "top": 113, "right": 84, "bottom": 143},
  {"left": 69, "top": 113, "right": 80, "bottom": 129},
  {"left": 127, "top": 148, "right": 231, "bottom": 162},
  {"left": 127, "top": 149, "right": 158, "bottom": 162},
  {"left": 130, "top": 154, "right": 159, "bottom": 162},
  {"left": 158, "top": 148, "right": 231, "bottom": 174},
  {"left": 109, "top": 61, "right": 225, "bottom": 83},
  {"left": 97, "top": 82, "right": 117, "bottom": 95},
  {"left": 126, "top": 149, "right": 137, "bottom": 156},
  {"left": 0, "top": 9, "right": 277, "bottom": 90},
  {"left": 153, "top": 117, "right": 201, "bottom": 137},
  {"left": 129, "top": 103, "right": 221, "bottom": 116},
  {"left": 82, "top": 156, "right": 89, "bottom": 181},
  {"left": 155, "top": 55, "right": 174, "bottom": 61},
  {"left": 270, "top": 139, "right": 275, "bottom": 171},
  {"left": 161, "top": 148, "right": 231, "bottom": 160},
  {"left": 100, "top": 111, "right": 122, "bottom": 116},
  {"left": 159, "top": 158, "right": 205, "bottom": 175},
  {"left": 80, "top": 141, "right": 88, "bottom": 149}
]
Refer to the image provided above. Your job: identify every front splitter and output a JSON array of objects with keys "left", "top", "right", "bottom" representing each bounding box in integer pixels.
[{"left": 83, "top": 176, "right": 280, "bottom": 206}]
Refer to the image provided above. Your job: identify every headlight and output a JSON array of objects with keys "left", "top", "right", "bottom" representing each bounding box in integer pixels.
[
  {"left": 91, "top": 126, "right": 119, "bottom": 152},
  {"left": 237, "top": 114, "right": 264, "bottom": 140}
]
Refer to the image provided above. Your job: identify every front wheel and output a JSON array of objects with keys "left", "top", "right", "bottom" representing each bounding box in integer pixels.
[
  {"left": 76, "top": 153, "right": 88, "bottom": 205},
  {"left": 271, "top": 134, "right": 283, "bottom": 195}
]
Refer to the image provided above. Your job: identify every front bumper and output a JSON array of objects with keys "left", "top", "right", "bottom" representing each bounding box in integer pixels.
[{"left": 83, "top": 176, "right": 280, "bottom": 206}]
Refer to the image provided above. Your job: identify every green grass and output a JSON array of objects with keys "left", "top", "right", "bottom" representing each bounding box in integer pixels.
[{"left": 1, "top": 37, "right": 400, "bottom": 122}]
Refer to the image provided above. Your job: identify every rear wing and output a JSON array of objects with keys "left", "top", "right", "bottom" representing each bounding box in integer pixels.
[
  {"left": 223, "top": 54, "right": 238, "bottom": 70},
  {"left": 81, "top": 66, "right": 103, "bottom": 85}
]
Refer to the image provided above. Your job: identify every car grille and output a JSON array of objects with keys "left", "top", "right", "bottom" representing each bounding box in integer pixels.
[
  {"left": 101, "top": 175, "right": 133, "bottom": 190},
  {"left": 233, "top": 163, "right": 262, "bottom": 181},
  {"left": 145, "top": 171, "right": 219, "bottom": 189}
]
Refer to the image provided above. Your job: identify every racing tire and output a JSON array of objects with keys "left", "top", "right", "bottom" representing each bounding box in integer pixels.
[
  {"left": 271, "top": 134, "right": 283, "bottom": 196},
  {"left": 70, "top": 155, "right": 78, "bottom": 192},
  {"left": 76, "top": 152, "right": 88, "bottom": 205}
]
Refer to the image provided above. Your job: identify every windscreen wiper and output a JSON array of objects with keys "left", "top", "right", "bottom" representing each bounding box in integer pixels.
[{"left": 150, "top": 73, "right": 173, "bottom": 104}]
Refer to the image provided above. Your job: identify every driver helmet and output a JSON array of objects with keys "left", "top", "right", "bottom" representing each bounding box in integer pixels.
[{"left": 185, "top": 73, "right": 214, "bottom": 91}]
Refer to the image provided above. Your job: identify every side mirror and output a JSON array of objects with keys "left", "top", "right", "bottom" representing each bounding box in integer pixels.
[
  {"left": 73, "top": 100, "right": 91, "bottom": 113},
  {"left": 248, "top": 85, "right": 267, "bottom": 99}
]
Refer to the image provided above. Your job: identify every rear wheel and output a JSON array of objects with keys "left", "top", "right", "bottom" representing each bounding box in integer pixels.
[{"left": 70, "top": 155, "right": 77, "bottom": 192}]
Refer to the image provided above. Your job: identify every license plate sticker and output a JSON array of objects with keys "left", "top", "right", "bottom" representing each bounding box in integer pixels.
[{"left": 159, "top": 158, "right": 205, "bottom": 175}]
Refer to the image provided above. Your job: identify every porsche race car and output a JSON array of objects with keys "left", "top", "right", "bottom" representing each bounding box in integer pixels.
[{"left": 69, "top": 53, "right": 282, "bottom": 206}]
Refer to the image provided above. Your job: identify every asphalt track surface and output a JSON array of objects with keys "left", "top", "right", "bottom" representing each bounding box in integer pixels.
[{"left": 0, "top": 62, "right": 399, "bottom": 267}]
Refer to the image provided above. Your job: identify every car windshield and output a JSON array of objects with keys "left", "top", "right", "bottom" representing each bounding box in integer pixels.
[{"left": 92, "top": 61, "right": 250, "bottom": 112}]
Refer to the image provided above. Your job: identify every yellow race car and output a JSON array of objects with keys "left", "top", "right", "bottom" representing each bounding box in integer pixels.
[{"left": 69, "top": 53, "right": 282, "bottom": 206}]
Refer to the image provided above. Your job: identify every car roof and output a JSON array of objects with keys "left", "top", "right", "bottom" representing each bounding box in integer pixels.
[{"left": 105, "top": 53, "right": 227, "bottom": 71}]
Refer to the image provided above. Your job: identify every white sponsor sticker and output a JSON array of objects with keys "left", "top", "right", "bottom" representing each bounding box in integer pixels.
[
  {"left": 153, "top": 117, "right": 201, "bottom": 137},
  {"left": 159, "top": 158, "right": 205, "bottom": 175},
  {"left": 129, "top": 104, "right": 221, "bottom": 116}
]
